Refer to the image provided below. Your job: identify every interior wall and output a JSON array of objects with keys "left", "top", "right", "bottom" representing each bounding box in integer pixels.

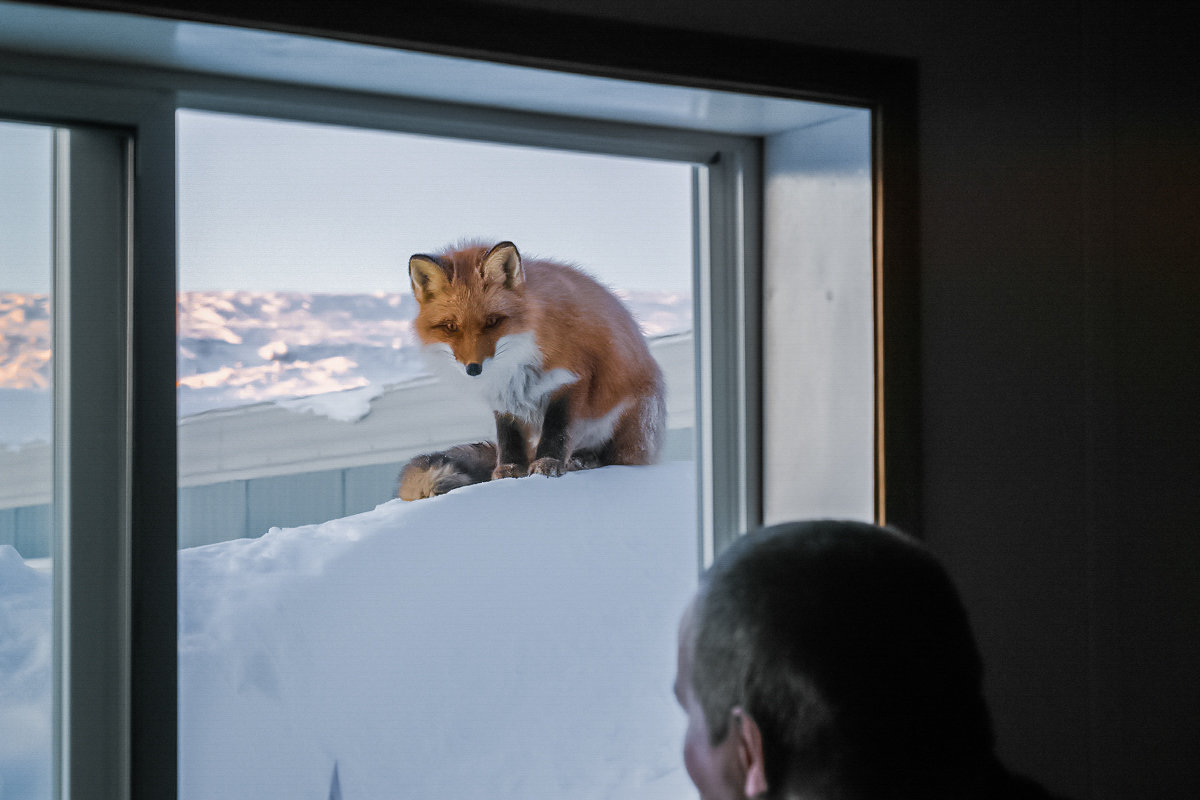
[
  {"left": 28, "top": 1, "right": 1200, "bottom": 797},
  {"left": 473, "top": 2, "right": 1200, "bottom": 798}
]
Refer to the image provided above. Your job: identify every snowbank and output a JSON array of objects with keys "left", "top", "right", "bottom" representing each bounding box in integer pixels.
[
  {"left": 0, "top": 545, "right": 51, "bottom": 798},
  {"left": 2, "top": 462, "right": 698, "bottom": 799}
]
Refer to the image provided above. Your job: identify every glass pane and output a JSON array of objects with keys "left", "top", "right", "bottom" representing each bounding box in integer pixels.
[
  {"left": 0, "top": 120, "right": 55, "bottom": 800},
  {"left": 177, "top": 110, "right": 697, "bottom": 798}
]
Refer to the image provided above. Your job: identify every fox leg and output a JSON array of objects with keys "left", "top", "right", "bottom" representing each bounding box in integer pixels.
[
  {"left": 529, "top": 392, "right": 571, "bottom": 477},
  {"left": 604, "top": 394, "right": 666, "bottom": 466},
  {"left": 492, "top": 411, "right": 530, "bottom": 479}
]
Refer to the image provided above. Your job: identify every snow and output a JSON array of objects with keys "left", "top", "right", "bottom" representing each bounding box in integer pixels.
[
  {"left": 274, "top": 384, "right": 388, "bottom": 423},
  {"left": 1, "top": 462, "right": 698, "bottom": 799},
  {"left": 175, "top": 291, "right": 429, "bottom": 418},
  {"left": 0, "top": 544, "right": 52, "bottom": 798}
]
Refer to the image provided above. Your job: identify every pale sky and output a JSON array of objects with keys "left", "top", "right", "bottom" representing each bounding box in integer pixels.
[
  {"left": 0, "top": 121, "right": 53, "bottom": 294},
  {"left": 2, "top": 112, "right": 696, "bottom": 294},
  {"left": 176, "top": 110, "right": 695, "bottom": 293}
]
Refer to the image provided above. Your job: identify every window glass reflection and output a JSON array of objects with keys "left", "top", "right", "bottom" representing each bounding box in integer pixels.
[{"left": 0, "top": 119, "right": 55, "bottom": 800}]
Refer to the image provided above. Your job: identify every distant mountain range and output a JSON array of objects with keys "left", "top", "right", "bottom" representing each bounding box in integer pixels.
[
  {"left": 0, "top": 293, "right": 51, "bottom": 391},
  {"left": 1, "top": 290, "right": 691, "bottom": 440},
  {"left": 176, "top": 291, "right": 426, "bottom": 418}
]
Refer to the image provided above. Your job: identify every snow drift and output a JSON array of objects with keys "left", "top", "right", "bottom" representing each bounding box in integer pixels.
[{"left": 2, "top": 462, "right": 699, "bottom": 799}]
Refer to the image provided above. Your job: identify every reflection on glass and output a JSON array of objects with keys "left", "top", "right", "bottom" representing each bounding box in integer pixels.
[
  {"left": 176, "top": 111, "right": 698, "bottom": 798},
  {"left": 0, "top": 120, "right": 55, "bottom": 800}
]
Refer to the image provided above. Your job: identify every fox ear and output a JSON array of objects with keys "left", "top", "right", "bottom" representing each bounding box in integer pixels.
[
  {"left": 480, "top": 241, "right": 523, "bottom": 289},
  {"left": 409, "top": 254, "right": 448, "bottom": 303}
]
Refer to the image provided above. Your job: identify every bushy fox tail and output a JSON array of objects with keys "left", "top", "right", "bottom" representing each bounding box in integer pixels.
[{"left": 396, "top": 442, "right": 498, "bottom": 500}]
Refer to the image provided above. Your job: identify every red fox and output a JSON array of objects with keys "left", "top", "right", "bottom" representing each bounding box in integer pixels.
[{"left": 396, "top": 240, "right": 665, "bottom": 499}]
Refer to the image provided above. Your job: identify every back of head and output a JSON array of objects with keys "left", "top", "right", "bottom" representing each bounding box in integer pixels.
[{"left": 690, "top": 520, "right": 995, "bottom": 799}]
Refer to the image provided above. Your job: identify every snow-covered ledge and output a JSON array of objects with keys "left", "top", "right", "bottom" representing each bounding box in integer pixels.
[{"left": 3, "top": 462, "right": 698, "bottom": 799}]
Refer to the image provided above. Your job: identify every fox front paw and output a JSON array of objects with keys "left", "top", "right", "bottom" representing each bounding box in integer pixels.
[
  {"left": 492, "top": 463, "right": 527, "bottom": 480},
  {"left": 567, "top": 450, "right": 603, "bottom": 472},
  {"left": 528, "top": 457, "right": 567, "bottom": 477}
]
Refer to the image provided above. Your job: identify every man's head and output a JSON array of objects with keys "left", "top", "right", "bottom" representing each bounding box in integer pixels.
[{"left": 675, "top": 520, "right": 995, "bottom": 800}]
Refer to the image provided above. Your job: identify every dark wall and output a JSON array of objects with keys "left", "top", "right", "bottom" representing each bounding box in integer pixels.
[
  {"left": 42, "top": 0, "right": 1200, "bottom": 797},
  {"left": 394, "top": 3, "right": 1200, "bottom": 797},
  {"left": 481, "top": 5, "right": 1200, "bottom": 797}
]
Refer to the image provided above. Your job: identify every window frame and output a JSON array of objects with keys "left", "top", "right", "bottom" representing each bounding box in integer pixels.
[
  {"left": 1, "top": 7, "right": 919, "bottom": 799},
  {"left": 171, "top": 81, "right": 762, "bottom": 567},
  {"left": 50, "top": 123, "right": 135, "bottom": 800}
]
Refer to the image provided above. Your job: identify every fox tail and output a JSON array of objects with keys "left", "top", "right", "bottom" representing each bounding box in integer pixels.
[{"left": 396, "top": 442, "right": 497, "bottom": 500}]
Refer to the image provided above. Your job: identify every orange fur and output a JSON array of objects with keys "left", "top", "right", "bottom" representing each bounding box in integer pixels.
[{"left": 408, "top": 240, "right": 665, "bottom": 479}]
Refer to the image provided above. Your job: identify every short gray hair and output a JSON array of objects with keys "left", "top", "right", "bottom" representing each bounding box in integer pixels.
[{"left": 689, "top": 520, "right": 994, "bottom": 797}]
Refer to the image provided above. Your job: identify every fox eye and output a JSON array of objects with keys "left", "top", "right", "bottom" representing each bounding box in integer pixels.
[
  {"left": 437, "top": 320, "right": 458, "bottom": 333},
  {"left": 484, "top": 315, "right": 505, "bottom": 329}
]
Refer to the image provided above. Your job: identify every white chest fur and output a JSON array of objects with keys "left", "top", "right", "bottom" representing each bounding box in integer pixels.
[
  {"left": 480, "top": 331, "right": 578, "bottom": 421},
  {"left": 422, "top": 331, "right": 578, "bottom": 422}
]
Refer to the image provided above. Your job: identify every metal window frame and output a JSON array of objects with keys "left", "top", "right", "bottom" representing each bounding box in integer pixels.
[
  {"left": 171, "top": 81, "right": 763, "bottom": 566},
  {"left": 3, "top": 72, "right": 178, "bottom": 800},
  {"left": 51, "top": 123, "right": 133, "bottom": 800},
  {"left": 1, "top": 47, "right": 765, "bottom": 800}
]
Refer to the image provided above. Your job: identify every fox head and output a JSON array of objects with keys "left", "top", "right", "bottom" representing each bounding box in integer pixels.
[{"left": 408, "top": 241, "right": 528, "bottom": 377}]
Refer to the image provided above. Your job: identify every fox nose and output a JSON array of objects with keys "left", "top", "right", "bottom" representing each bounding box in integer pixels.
[{"left": 466, "top": 362, "right": 482, "bottom": 377}]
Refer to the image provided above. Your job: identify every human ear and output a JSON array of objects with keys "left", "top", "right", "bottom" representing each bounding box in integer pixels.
[{"left": 732, "top": 707, "right": 768, "bottom": 797}]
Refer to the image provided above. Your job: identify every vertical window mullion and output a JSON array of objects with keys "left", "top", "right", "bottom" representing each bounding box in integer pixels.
[
  {"left": 127, "top": 103, "right": 178, "bottom": 800},
  {"left": 702, "top": 141, "right": 761, "bottom": 563},
  {"left": 52, "top": 126, "right": 132, "bottom": 800}
]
